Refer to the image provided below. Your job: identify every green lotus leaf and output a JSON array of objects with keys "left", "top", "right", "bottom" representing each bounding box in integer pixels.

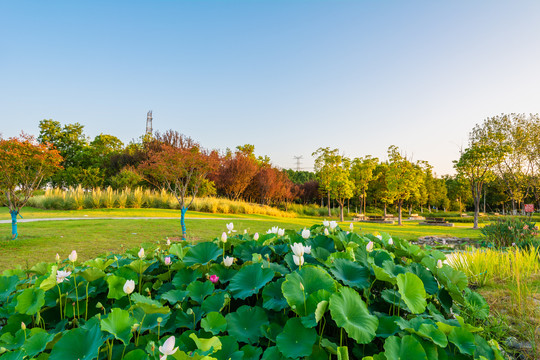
[
  {"left": 228, "top": 264, "right": 274, "bottom": 300},
  {"left": 329, "top": 258, "right": 371, "bottom": 289},
  {"left": 49, "top": 320, "right": 104, "bottom": 360},
  {"left": 261, "top": 346, "right": 288, "bottom": 360},
  {"left": 201, "top": 292, "right": 227, "bottom": 314},
  {"left": 84, "top": 258, "right": 114, "bottom": 270},
  {"left": 38, "top": 266, "right": 58, "bottom": 292},
  {"left": 0, "top": 350, "right": 24, "bottom": 360},
  {"left": 225, "top": 305, "right": 268, "bottom": 344},
  {"left": 464, "top": 289, "right": 489, "bottom": 320},
  {"left": 172, "top": 268, "right": 202, "bottom": 289},
  {"left": 15, "top": 288, "right": 45, "bottom": 315},
  {"left": 169, "top": 243, "right": 186, "bottom": 260},
  {"left": 80, "top": 267, "right": 106, "bottom": 282},
  {"left": 131, "top": 292, "right": 170, "bottom": 314},
  {"left": 372, "top": 250, "right": 394, "bottom": 267},
  {"left": 281, "top": 265, "right": 337, "bottom": 316},
  {"left": 183, "top": 242, "right": 222, "bottom": 267},
  {"left": 161, "top": 289, "right": 188, "bottom": 305},
  {"left": 123, "top": 349, "right": 149, "bottom": 360},
  {"left": 187, "top": 281, "right": 214, "bottom": 304},
  {"left": 241, "top": 345, "right": 263, "bottom": 360},
  {"left": 396, "top": 273, "right": 427, "bottom": 314},
  {"left": 106, "top": 275, "right": 128, "bottom": 300},
  {"left": 175, "top": 306, "right": 204, "bottom": 330},
  {"left": 409, "top": 263, "right": 439, "bottom": 295},
  {"left": 201, "top": 312, "right": 227, "bottom": 335},
  {"left": 262, "top": 278, "right": 288, "bottom": 311},
  {"left": 127, "top": 259, "right": 152, "bottom": 274},
  {"left": 22, "top": 331, "right": 55, "bottom": 358},
  {"left": 329, "top": 287, "right": 378, "bottom": 344},
  {"left": 315, "top": 300, "right": 328, "bottom": 323},
  {"left": 372, "top": 264, "right": 397, "bottom": 284},
  {"left": 213, "top": 336, "right": 243, "bottom": 360},
  {"left": 276, "top": 317, "right": 316, "bottom": 358},
  {"left": 383, "top": 335, "right": 427, "bottom": 360},
  {"left": 0, "top": 275, "right": 19, "bottom": 302},
  {"left": 29, "top": 262, "right": 52, "bottom": 276},
  {"left": 114, "top": 266, "right": 139, "bottom": 282},
  {"left": 209, "top": 264, "right": 237, "bottom": 284},
  {"left": 417, "top": 324, "right": 448, "bottom": 348},
  {"left": 133, "top": 307, "right": 171, "bottom": 332},
  {"left": 473, "top": 334, "right": 497, "bottom": 360},
  {"left": 448, "top": 327, "right": 476, "bottom": 355},
  {"left": 437, "top": 266, "right": 468, "bottom": 291},
  {"left": 189, "top": 333, "right": 222, "bottom": 353},
  {"left": 376, "top": 315, "right": 401, "bottom": 338},
  {"left": 100, "top": 308, "right": 136, "bottom": 345}
]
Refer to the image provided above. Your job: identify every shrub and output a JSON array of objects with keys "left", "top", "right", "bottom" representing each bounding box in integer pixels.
[
  {"left": 481, "top": 217, "right": 538, "bottom": 248},
  {"left": 0, "top": 226, "right": 503, "bottom": 359}
]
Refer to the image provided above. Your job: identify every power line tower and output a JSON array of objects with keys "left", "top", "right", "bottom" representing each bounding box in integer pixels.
[
  {"left": 293, "top": 155, "right": 303, "bottom": 171},
  {"left": 146, "top": 111, "right": 153, "bottom": 135}
]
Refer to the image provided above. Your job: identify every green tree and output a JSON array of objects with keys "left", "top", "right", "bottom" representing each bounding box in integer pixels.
[
  {"left": 313, "top": 148, "right": 355, "bottom": 221},
  {"left": 350, "top": 156, "right": 379, "bottom": 216},
  {"left": 0, "top": 135, "right": 63, "bottom": 239},
  {"left": 385, "top": 146, "right": 423, "bottom": 225}
]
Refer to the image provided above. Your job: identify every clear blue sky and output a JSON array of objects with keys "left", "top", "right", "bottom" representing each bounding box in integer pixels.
[{"left": 2, "top": 1, "right": 540, "bottom": 175}]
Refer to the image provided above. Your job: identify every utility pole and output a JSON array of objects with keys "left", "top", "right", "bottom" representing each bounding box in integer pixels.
[
  {"left": 146, "top": 111, "right": 153, "bottom": 135},
  {"left": 293, "top": 155, "right": 303, "bottom": 171}
]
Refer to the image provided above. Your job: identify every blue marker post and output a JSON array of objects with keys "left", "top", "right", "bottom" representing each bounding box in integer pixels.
[
  {"left": 181, "top": 207, "right": 188, "bottom": 241},
  {"left": 10, "top": 210, "right": 18, "bottom": 240}
]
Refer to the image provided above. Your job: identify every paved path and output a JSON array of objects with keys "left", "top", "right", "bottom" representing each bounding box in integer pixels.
[{"left": 0, "top": 217, "right": 238, "bottom": 224}]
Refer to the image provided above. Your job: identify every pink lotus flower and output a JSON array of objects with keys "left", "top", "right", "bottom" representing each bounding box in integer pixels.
[
  {"left": 524, "top": 225, "right": 529, "bottom": 230},
  {"left": 209, "top": 275, "right": 219, "bottom": 284},
  {"left": 164, "top": 256, "right": 171, "bottom": 266}
]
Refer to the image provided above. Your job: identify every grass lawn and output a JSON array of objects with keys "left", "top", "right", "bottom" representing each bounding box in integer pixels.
[{"left": 0, "top": 207, "right": 482, "bottom": 271}]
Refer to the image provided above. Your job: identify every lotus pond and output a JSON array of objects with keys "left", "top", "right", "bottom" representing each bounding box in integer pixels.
[{"left": 0, "top": 223, "right": 503, "bottom": 359}]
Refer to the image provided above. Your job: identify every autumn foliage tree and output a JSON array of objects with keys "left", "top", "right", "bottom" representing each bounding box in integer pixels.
[
  {"left": 214, "top": 147, "right": 259, "bottom": 200},
  {"left": 0, "top": 135, "right": 63, "bottom": 239},
  {"left": 138, "top": 136, "right": 216, "bottom": 240}
]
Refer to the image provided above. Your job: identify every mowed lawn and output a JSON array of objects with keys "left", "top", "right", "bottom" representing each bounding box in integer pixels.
[{"left": 0, "top": 207, "right": 482, "bottom": 271}]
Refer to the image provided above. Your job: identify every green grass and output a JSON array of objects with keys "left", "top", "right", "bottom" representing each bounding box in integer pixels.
[{"left": 0, "top": 207, "right": 482, "bottom": 271}]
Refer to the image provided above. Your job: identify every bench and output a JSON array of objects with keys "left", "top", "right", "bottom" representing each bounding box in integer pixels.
[{"left": 419, "top": 217, "right": 454, "bottom": 227}]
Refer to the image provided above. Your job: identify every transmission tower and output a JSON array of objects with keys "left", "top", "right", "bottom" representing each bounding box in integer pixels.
[
  {"left": 293, "top": 155, "right": 303, "bottom": 171},
  {"left": 146, "top": 111, "right": 153, "bottom": 135}
]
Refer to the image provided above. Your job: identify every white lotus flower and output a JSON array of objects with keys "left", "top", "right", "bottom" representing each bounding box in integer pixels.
[
  {"left": 323, "top": 220, "right": 330, "bottom": 227},
  {"left": 301, "top": 228, "right": 310, "bottom": 239},
  {"left": 223, "top": 256, "right": 235, "bottom": 267},
  {"left": 244, "top": 229, "right": 247, "bottom": 234},
  {"left": 376, "top": 234, "right": 382, "bottom": 240},
  {"left": 324, "top": 228, "right": 329, "bottom": 236},
  {"left": 138, "top": 248, "right": 145, "bottom": 259},
  {"left": 254, "top": 233, "right": 259, "bottom": 240},
  {"left": 68, "top": 250, "right": 77, "bottom": 262},
  {"left": 123, "top": 279, "right": 135, "bottom": 295},
  {"left": 366, "top": 241, "right": 374, "bottom": 253},
  {"left": 55, "top": 253, "right": 60, "bottom": 262},
  {"left": 56, "top": 270, "right": 71, "bottom": 284},
  {"left": 388, "top": 238, "right": 394, "bottom": 245},
  {"left": 303, "top": 245, "right": 311, "bottom": 255},
  {"left": 437, "top": 260, "right": 443, "bottom": 269},
  {"left": 267, "top": 226, "right": 279, "bottom": 234},
  {"left": 349, "top": 223, "right": 354, "bottom": 231},
  {"left": 277, "top": 228, "right": 285, "bottom": 236},
  {"left": 159, "top": 336, "right": 179, "bottom": 359},
  {"left": 293, "top": 255, "right": 304, "bottom": 266},
  {"left": 226, "top": 222, "right": 236, "bottom": 234},
  {"left": 166, "top": 239, "right": 171, "bottom": 246},
  {"left": 221, "top": 232, "right": 227, "bottom": 243},
  {"left": 329, "top": 221, "right": 338, "bottom": 230},
  {"left": 291, "top": 243, "right": 305, "bottom": 257}
]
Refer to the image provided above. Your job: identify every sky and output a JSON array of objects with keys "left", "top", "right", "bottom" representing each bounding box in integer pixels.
[{"left": 2, "top": 1, "right": 540, "bottom": 175}]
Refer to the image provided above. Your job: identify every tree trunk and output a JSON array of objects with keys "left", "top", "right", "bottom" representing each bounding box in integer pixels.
[
  {"left": 363, "top": 189, "right": 367, "bottom": 216},
  {"left": 181, "top": 207, "right": 188, "bottom": 240},
  {"left": 398, "top": 201, "right": 402, "bottom": 226},
  {"left": 327, "top": 193, "right": 331, "bottom": 217},
  {"left": 384, "top": 203, "right": 387, "bottom": 216},
  {"left": 339, "top": 202, "right": 344, "bottom": 222},
  {"left": 473, "top": 189, "right": 480, "bottom": 229},
  {"left": 10, "top": 210, "right": 18, "bottom": 240}
]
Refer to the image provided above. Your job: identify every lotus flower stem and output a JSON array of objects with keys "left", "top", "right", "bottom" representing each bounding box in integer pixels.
[
  {"left": 72, "top": 274, "right": 80, "bottom": 319},
  {"left": 85, "top": 283, "right": 90, "bottom": 321},
  {"left": 57, "top": 285, "right": 63, "bottom": 320},
  {"left": 138, "top": 262, "right": 143, "bottom": 293}
]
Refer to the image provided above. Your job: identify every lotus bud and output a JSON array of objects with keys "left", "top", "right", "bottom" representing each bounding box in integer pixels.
[
  {"left": 323, "top": 220, "right": 329, "bottom": 227},
  {"left": 324, "top": 228, "right": 329, "bottom": 236},
  {"left": 221, "top": 232, "right": 227, "bottom": 243},
  {"left": 223, "top": 256, "right": 235, "bottom": 267},
  {"left": 68, "top": 250, "right": 77, "bottom": 262},
  {"left": 299, "top": 282, "right": 304, "bottom": 291},
  {"left": 388, "top": 238, "right": 394, "bottom": 245},
  {"left": 437, "top": 260, "right": 443, "bottom": 268},
  {"left": 303, "top": 245, "right": 311, "bottom": 255},
  {"left": 301, "top": 228, "right": 310, "bottom": 239},
  {"left": 244, "top": 229, "right": 247, "bottom": 234},
  {"left": 209, "top": 275, "right": 219, "bottom": 284},
  {"left": 159, "top": 336, "right": 179, "bottom": 358},
  {"left": 366, "top": 241, "right": 374, "bottom": 253},
  {"left": 278, "top": 228, "right": 285, "bottom": 237},
  {"left": 349, "top": 223, "right": 354, "bottom": 231},
  {"left": 138, "top": 248, "right": 145, "bottom": 259},
  {"left": 21, "top": 322, "right": 26, "bottom": 330},
  {"left": 96, "top": 302, "right": 103, "bottom": 309},
  {"left": 254, "top": 233, "right": 259, "bottom": 240},
  {"left": 123, "top": 280, "right": 135, "bottom": 295},
  {"left": 166, "top": 238, "right": 171, "bottom": 246},
  {"left": 164, "top": 256, "right": 171, "bottom": 266},
  {"left": 55, "top": 253, "right": 60, "bottom": 262}
]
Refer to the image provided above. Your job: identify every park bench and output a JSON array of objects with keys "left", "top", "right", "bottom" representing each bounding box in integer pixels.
[{"left": 420, "top": 217, "right": 454, "bottom": 227}]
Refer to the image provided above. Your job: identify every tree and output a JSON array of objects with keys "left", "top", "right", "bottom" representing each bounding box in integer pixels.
[
  {"left": 350, "top": 156, "right": 378, "bottom": 216},
  {"left": 443, "top": 175, "right": 471, "bottom": 213},
  {"left": 214, "top": 147, "right": 259, "bottom": 200},
  {"left": 138, "top": 139, "right": 216, "bottom": 240},
  {"left": 454, "top": 144, "right": 503, "bottom": 229},
  {"left": 385, "top": 146, "right": 423, "bottom": 225},
  {"left": 0, "top": 135, "right": 63, "bottom": 239},
  {"left": 313, "top": 148, "right": 355, "bottom": 221}
]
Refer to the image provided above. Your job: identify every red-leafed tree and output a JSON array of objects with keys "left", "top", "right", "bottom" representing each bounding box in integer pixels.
[
  {"left": 214, "top": 147, "right": 259, "bottom": 200},
  {"left": 0, "top": 134, "right": 63, "bottom": 239},
  {"left": 138, "top": 135, "right": 217, "bottom": 240}
]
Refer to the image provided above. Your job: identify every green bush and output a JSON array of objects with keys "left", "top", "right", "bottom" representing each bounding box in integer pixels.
[
  {"left": 481, "top": 217, "right": 538, "bottom": 248},
  {"left": 0, "top": 226, "right": 503, "bottom": 359}
]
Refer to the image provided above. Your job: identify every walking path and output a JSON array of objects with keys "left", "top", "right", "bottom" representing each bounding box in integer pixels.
[{"left": 0, "top": 217, "right": 237, "bottom": 224}]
